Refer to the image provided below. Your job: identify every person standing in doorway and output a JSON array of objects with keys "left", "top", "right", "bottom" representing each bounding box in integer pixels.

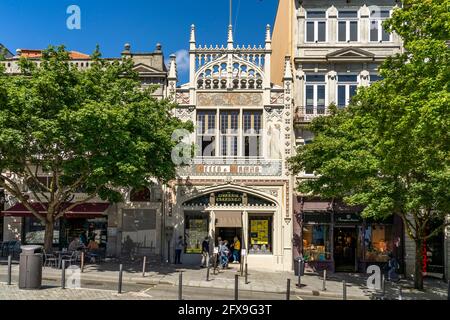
[
  {"left": 231, "top": 236, "right": 241, "bottom": 264},
  {"left": 175, "top": 236, "right": 184, "bottom": 264},
  {"left": 201, "top": 237, "right": 210, "bottom": 268}
]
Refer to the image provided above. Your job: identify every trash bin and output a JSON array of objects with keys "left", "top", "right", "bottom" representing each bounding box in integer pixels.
[
  {"left": 19, "top": 245, "right": 43, "bottom": 290},
  {"left": 294, "top": 256, "right": 305, "bottom": 277}
]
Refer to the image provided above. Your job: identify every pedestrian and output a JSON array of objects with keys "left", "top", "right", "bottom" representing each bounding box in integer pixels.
[
  {"left": 387, "top": 252, "right": 400, "bottom": 282},
  {"left": 219, "top": 240, "right": 230, "bottom": 269},
  {"left": 80, "top": 231, "right": 88, "bottom": 246},
  {"left": 231, "top": 236, "right": 241, "bottom": 264},
  {"left": 201, "top": 236, "right": 210, "bottom": 268},
  {"left": 175, "top": 236, "right": 184, "bottom": 265}
]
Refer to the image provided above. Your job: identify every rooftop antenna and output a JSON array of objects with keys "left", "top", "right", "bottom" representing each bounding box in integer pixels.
[{"left": 229, "top": 0, "right": 232, "bottom": 27}]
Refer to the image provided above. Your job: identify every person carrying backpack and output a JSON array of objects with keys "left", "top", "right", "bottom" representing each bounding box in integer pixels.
[{"left": 387, "top": 252, "right": 400, "bottom": 282}]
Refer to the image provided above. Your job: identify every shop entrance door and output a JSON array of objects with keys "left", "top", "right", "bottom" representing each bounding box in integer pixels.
[
  {"left": 216, "top": 228, "right": 242, "bottom": 246},
  {"left": 334, "top": 227, "right": 358, "bottom": 272}
]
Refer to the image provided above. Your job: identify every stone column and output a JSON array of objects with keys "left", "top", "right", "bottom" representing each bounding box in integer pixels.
[{"left": 243, "top": 211, "right": 249, "bottom": 251}]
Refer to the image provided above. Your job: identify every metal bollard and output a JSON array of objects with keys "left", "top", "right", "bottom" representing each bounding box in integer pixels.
[
  {"left": 398, "top": 287, "right": 403, "bottom": 301},
  {"left": 178, "top": 272, "right": 183, "bottom": 300},
  {"left": 245, "top": 263, "right": 248, "bottom": 284},
  {"left": 235, "top": 274, "right": 239, "bottom": 301},
  {"left": 343, "top": 280, "right": 347, "bottom": 300},
  {"left": 142, "top": 256, "right": 147, "bottom": 277},
  {"left": 448, "top": 280, "right": 450, "bottom": 301},
  {"left": 118, "top": 264, "right": 123, "bottom": 294},
  {"left": 61, "top": 260, "right": 66, "bottom": 289},
  {"left": 322, "top": 270, "right": 327, "bottom": 291},
  {"left": 81, "top": 252, "right": 85, "bottom": 273},
  {"left": 7, "top": 255, "right": 12, "bottom": 286},
  {"left": 382, "top": 276, "right": 386, "bottom": 299},
  {"left": 286, "top": 279, "right": 291, "bottom": 301},
  {"left": 297, "top": 262, "right": 302, "bottom": 288}
]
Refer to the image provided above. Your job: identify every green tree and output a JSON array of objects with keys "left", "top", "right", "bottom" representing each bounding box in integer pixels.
[
  {"left": 0, "top": 46, "right": 193, "bottom": 251},
  {"left": 289, "top": 0, "right": 450, "bottom": 289}
]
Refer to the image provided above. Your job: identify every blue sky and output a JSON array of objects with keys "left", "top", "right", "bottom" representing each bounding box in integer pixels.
[{"left": 0, "top": 0, "right": 279, "bottom": 83}]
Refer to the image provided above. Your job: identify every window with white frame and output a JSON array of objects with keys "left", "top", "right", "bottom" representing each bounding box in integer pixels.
[
  {"left": 337, "top": 74, "right": 358, "bottom": 108},
  {"left": 197, "top": 110, "right": 216, "bottom": 157},
  {"left": 305, "top": 75, "right": 326, "bottom": 115},
  {"left": 305, "top": 10, "right": 327, "bottom": 43},
  {"left": 337, "top": 10, "right": 359, "bottom": 42},
  {"left": 243, "top": 111, "right": 263, "bottom": 158},
  {"left": 370, "top": 9, "right": 391, "bottom": 42},
  {"left": 220, "top": 111, "right": 239, "bottom": 157}
]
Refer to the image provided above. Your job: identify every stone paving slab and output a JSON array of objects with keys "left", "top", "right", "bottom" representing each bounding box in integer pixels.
[
  {"left": 0, "top": 261, "right": 446, "bottom": 300},
  {"left": 0, "top": 283, "right": 153, "bottom": 300}
]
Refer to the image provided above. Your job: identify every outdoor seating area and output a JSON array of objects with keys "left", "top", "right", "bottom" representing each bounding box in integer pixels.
[
  {"left": 0, "top": 241, "right": 22, "bottom": 259},
  {"left": 42, "top": 247, "right": 107, "bottom": 269}
]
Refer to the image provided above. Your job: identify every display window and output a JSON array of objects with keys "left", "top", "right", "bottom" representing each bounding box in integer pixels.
[
  {"left": 185, "top": 213, "right": 209, "bottom": 254},
  {"left": 248, "top": 215, "right": 272, "bottom": 254},
  {"left": 24, "top": 217, "right": 60, "bottom": 245},
  {"left": 364, "top": 225, "right": 393, "bottom": 262},
  {"left": 303, "top": 225, "right": 331, "bottom": 261}
]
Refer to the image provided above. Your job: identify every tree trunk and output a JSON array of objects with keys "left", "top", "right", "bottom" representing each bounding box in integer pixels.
[
  {"left": 44, "top": 218, "right": 55, "bottom": 253},
  {"left": 414, "top": 239, "right": 424, "bottom": 290}
]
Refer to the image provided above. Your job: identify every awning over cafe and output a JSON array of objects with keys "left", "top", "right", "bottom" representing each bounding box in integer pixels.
[
  {"left": 215, "top": 211, "right": 242, "bottom": 228},
  {"left": 1, "top": 202, "right": 110, "bottom": 219}
]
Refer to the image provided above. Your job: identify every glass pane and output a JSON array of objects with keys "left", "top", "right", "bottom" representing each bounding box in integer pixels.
[
  {"left": 338, "top": 75, "right": 358, "bottom": 82},
  {"left": 370, "top": 75, "right": 383, "bottom": 83},
  {"left": 338, "top": 21, "right": 347, "bottom": 42},
  {"left": 382, "top": 27, "right": 391, "bottom": 41},
  {"left": 349, "top": 85, "right": 358, "bottom": 100},
  {"left": 303, "top": 225, "right": 332, "bottom": 261},
  {"left": 338, "top": 86, "right": 346, "bottom": 108},
  {"left": 306, "top": 22, "right": 315, "bottom": 42},
  {"left": 306, "top": 75, "right": 325, "bottom": 82},
  {"left": 317, "top": 22, "right": 326, "bottom": 41},
  {"left": 370, "top": 21, "right": 379, "bottom": 41},
  {"left": 350, "top": 21, "right": 358, "bottom": 41},
  {"left": 185, "top": 214, "right": 208, "bottom": 254},
  {"left": 307, "top": 11, "right": 326, "bottom": 19},
  {"left": 317, "top": 85, "right": 325, "bottom": 106},
  {"left": 249, "top": 216, "right": 273, "bottom": 254},
  {"left": 339, "top": 11, "right": 358, "bottom": 18},
  {"left": 306, "top": 86, "right": 314, "bottom": 106}
]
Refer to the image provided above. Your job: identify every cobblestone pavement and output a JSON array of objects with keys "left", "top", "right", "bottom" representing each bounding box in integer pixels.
[
  {"left": 0, "top": 283, "right": 154, "bottom": 300},
  {"left": 0, "top": 258, "right": 447, "bottom": 300}
]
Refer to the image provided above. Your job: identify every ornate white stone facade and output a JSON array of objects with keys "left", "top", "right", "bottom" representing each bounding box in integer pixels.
[{"left": 165, "top": 24, "right": 294, "bottom": 271}]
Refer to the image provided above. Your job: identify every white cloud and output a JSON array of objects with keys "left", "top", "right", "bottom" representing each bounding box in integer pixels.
[{"left": 166, "top": 49, "right": 190, "bottom": 74}]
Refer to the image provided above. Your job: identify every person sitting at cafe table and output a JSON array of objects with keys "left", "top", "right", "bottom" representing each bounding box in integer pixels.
[
  {"left": 87, "top": 238, "right": 99, "bottom": 251},
  {"left": 68, "top": 237, "right": 83, "bottom": 252}
]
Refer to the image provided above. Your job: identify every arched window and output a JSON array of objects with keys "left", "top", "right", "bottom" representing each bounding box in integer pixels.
[{"left": 130, "top": 187, "right": 151, "bottom": 202}]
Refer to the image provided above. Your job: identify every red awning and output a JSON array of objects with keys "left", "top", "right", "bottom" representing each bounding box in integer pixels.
[{"left": 1, "top": 203, "right": 110, "bottom": 219}]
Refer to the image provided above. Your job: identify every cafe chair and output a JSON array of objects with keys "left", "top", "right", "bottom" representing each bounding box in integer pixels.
[
  {"left": 61, "top": 251, "right": 77, "bottom": 268},
  {"left": 43, "top": 250, "right": 58, "bottom": 268}
]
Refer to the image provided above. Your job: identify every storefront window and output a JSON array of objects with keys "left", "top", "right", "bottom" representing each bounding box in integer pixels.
[
  {"left": 364, "top": 225, "right": 393, "bottom": 262},
  {"left": 249, "top": 215, "right": 272, "bottom": 255},
  {"left": 185, "top": 213, "right": 208, "bottom": 254},
  {"left": 122, "top": 209, "right": 156, "bottom": 249},
  {"left": 24, "top": 217, "right": 59, "bottom": 245},
  {"left": 303, "top": 225, "right": 331, "bottom": 261}
]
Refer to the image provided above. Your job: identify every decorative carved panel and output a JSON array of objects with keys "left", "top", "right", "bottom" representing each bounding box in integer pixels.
[{"left": 197, "top": 92, "right": 263, "bottom": 107}]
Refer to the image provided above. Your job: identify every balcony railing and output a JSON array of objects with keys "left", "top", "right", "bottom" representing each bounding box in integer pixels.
[
  {"left": 294, "top": 106, "right": 328, "bottom": 123},
  {"left": 177, "top": 157, "right": 283, "bottom": 177}
]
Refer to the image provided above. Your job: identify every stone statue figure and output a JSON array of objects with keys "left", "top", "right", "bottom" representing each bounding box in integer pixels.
[{"left": 268, "top": 122, "right": 282, "bottom": 159}]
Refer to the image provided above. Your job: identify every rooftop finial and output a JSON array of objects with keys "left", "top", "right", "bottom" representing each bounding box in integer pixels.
[
  {"left": 227, "top": 24, "right": 234, "bottom": 49},
  {"left": 266, "top": 24, "right": 272, "bottom": 43},
  {"left": 168, "top": 54, "right": 177, "bottom": 80},
  {"left": 190, "top": 24, "right": 196, "bottom": 43}
]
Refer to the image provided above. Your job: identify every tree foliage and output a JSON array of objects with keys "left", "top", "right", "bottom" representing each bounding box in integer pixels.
[
  {"left": 289, "top": 0, "right": 450, "bottom": 289},
  {"left": 0, "top": 45, "right": 193, "bottom": 249}
]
